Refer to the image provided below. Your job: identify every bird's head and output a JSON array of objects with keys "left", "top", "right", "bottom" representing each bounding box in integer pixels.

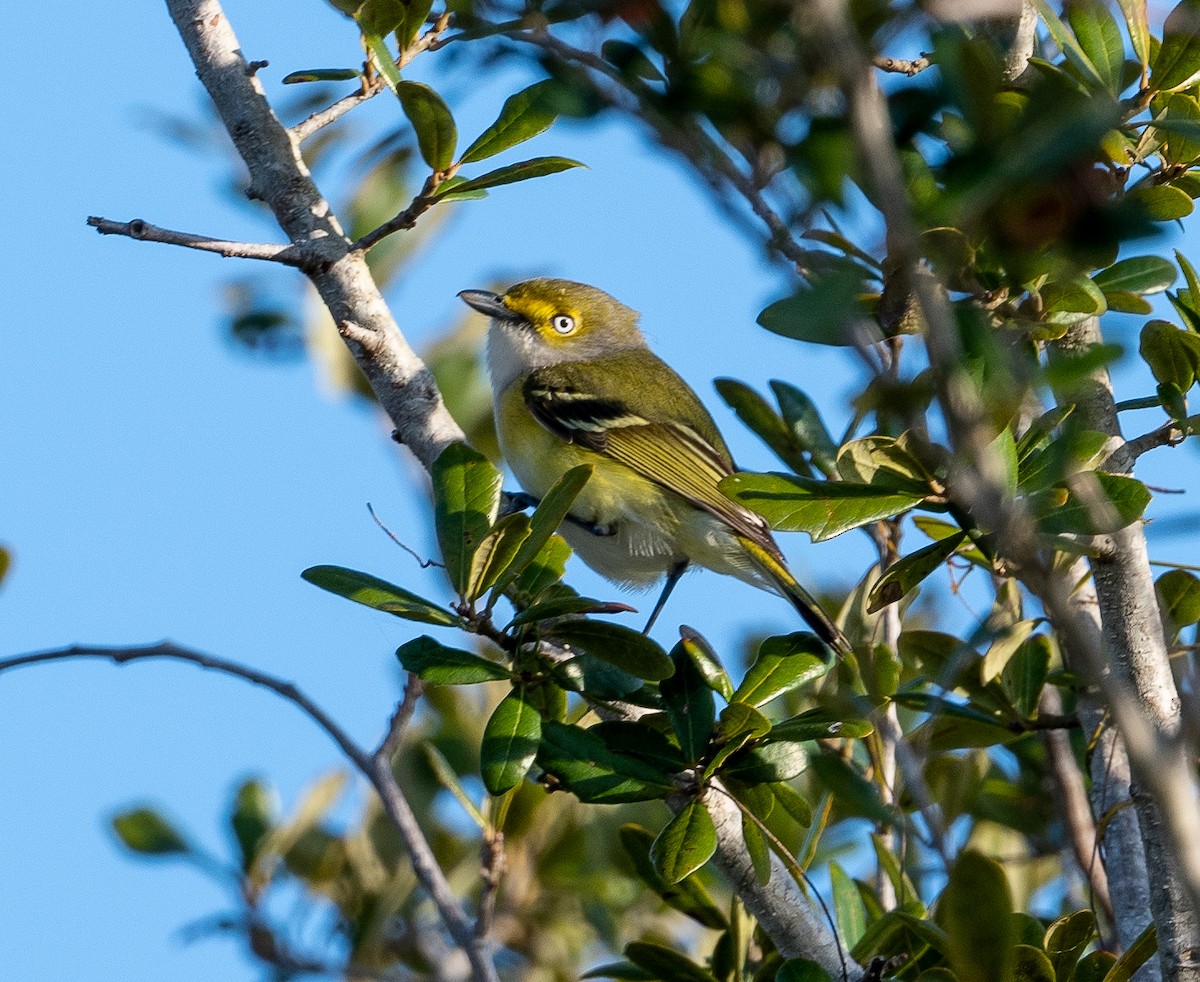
[{"left": 460, "top": 278, "right": 646, "bottom": 388}]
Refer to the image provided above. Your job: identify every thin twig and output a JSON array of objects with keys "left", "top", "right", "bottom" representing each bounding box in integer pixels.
[
  {"left": 367, "top": 503, "right": 443, "bottom": 569},
  {"left": 872, "top": 54, "right": 931, "bottom": 76},
  {"left": 290, "top": 77, "right": 385, "bottom": 143},
  {"left": 1116, "top": 415, "right": 1198, "bottom": 467},
  {"left": 87, "top": 217, "right": 314, "bottom": 268},
  {"left": 350, "top": 172, "right": 449, "bottom": 253},
  {"left": 376, "top": 672, "right": 425, "bottom": 763},
  {"left": 475, "top": 828, "right": 506, "bottom": 940},
  {"left": 0, "top": 640, "right": 498, "bottom": 982}
]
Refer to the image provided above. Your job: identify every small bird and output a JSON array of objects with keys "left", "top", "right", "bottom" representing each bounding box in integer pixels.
[{"left": 459, "top": 278, "right": 849, "bottom": 655}]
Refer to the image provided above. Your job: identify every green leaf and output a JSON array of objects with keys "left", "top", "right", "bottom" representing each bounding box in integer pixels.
[
  {"left": 651, "top": 799, "right": 718, "bottom": 883},
  {"left": 1067, "top": 0, "right": 1126, "bottom": 94},
  {"left": 363, "top": 32, "right": 402, "bottom": 91},
  {"left": 434, "top": 157, "right": 585, "bottom": 197},
  {"left": 770, "top": 709, "right": 874, "bottom": 742},
  {"left": 1032, "top": 0, "right": 1109, "bottom": 93},
  {"left": 1041, "top": 276, "right": 1108, "bottom": 325},
  {"left": 1093, "top": 256, "right": 1177, "bottom": 295},
  {"left": 592, "top": 722, "right": 688, "bottom": 772},
  {"left": 1161, "top": 93, "right": 1200, "bottom": 164},
  {"left": 1030, "top": 473, "right": 1152, "bottom": 535},
  {"left": 466, "top": 512, "right": 532, "bottom": 602},
  {"left": 769, "top": 780, "right": 815, "bottom": 827},
  {"left": 981, "top": 619, "right": 1038, "bottom": 684},
  {"left": 809, "top": 754, "right": 895, "bottom": 825},
  {"left": 830, "top": 862, "right": 868, "bottom": 950},
  {"left": 1103, "top": 291, "right": 1154, "bottom": 314},
  {"left": 514, "top": 534, "right": 572, "bottom": 604},
  {"left": 1129, "top": 184, "right": 1195, "bottom": 221},
  {"left": 777, "top": 960, "right": 832, "bottom": 982},
  {"left": 705, "top": 702, "right": 772, "bottom": 775},
  {"left": 625, "top": 942, "right": 719, "bottom": 982},
  {"left": 722, "top": 741, "right": 808, "bottom": 784},
  {"left": 396, "top": 0, "right": 433, "bottom": 48},
  {"left": 1153, "top": 0, "right": 1200, "bottom": 91},
  {"left": 282, "top": 68, "right": 361, "bottom": 84},
  {"left": 938, "top": 851, "right": 1015, "bottom": 982},
  {"left": 1140, "top": 319, "right": 1200, "bottom": 389},
  {"left": 230, "top": 780, "right": 275, "bottom": 872},
  {"left": 1044, "top": 910, "right": 1097, "bottom": 982},
  {"left": 1116, "top": 0, "right": 1151, "bottom": 69},
  {"left": 508, "top": 595, "right": 635, "bottom": 627},
  {"left": 354, "top": 0, "right": 407, "bottom": 36},
  {"left": 732, "top": 633, "right": 832, "bottom": 708},
  {"left": 492, "top": 467, "right": 592, "bottom": 606},
  {"left": 301, "top": 565, "right": 460, "bottom": 627},
  {"left": 721, "top": 473, "right": 925, "bottom": 541},
  {"left": 481, "top": 689, "right": 542, "bottom": 794},
  {"left": 112, "top": 808, "right": 191, "bottom": 856},
  {"left": 1013, "top": 944, "right": 1056, "bottom": 982},
  {"left": 537, "top": 720, "right": 673, "bottom": 803},
  {"left": 756, "top": 269, "right": 879, "bottom": 346},
  {"left": 432, "top": 175, "right": 489, "bottom": 203},
  {"left": 1105, "top": 922, "right": 1157, "bottom": 982},
  {"left": 600, "top": 39, "right": 665, "bottom": 81},
  {"left": 618, "top": 824, "right": 728, "bottom": 929},
  {"left": 396, "top": 81, "right": 457, "bottom": 171},
  {"left": 1156, "top": 569, "right": 1200, "bottom": 638},
  {"left": 868, "top": 532, "right": 966, "bottom": 613},
  {"left": 1076, "top": 951, "right": 1118, "bottom": 982},
  {"left": 679, "top": 626, "right": 733, "bottom": 700},
  {"left": 432, "top": 443, "right": 503, "bottom": 597},
  {"left": 771, "top": 381, "right": 841, "bottom": 477},
  {"left": 460, "top": 80, "right": 560, "bottom": 164},
  {"left": 581, "top": 962, "right": 656, "bottom": 981},
  {"left": 1002, "top": 635, "right": 1052, "bottom": 719},
  {"left": 661, "top": 641, "right": 716, "bottom": 763},
  {"left": 396, "top": 635, "right": 511, "bottom": 684},
  {"left": 715, "top": 378, "right": 810, "bottom": 475},
  {"left": 423, "top": 743, "right": 487, "bottom": 828},
  {"left": 740, "top": 809, "right": 771, "bottom": 884},
  {"left": 549, "top": 620, "right": 675, "bottom": 681}
]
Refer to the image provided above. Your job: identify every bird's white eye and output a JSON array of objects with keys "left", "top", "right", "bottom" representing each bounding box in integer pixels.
[{"left": 551, "top": 314, "right": 575, "bottom": 335}]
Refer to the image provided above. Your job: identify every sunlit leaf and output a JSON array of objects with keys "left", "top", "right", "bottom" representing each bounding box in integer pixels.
[
  {"left": 112, "top": 808, "right": 191, "bottom": 856},
  {"left": 619, "top": 824, "right": 728, "bottom": 929},
  {"left": 731, "top": 633, "right": 832, "bottom": 708},
  {"left": 396, "top": 81, "right": 457, "bottom": 170},
  {"left": 460, "top": 80, "right": 560, "bottom": 164},
  {"left": 1152, "top": 0, "right": 1200, "bottom": 92},
  {"left": 549, "top": 620, "right": 674, "bottom": 681},
  {"left": 481, "top": 689, "right": 542, "bottom": 794},
  {"left": 432, "top": 443, "right": 503, "bottom": 597},
  {"left": 662, "top": 641, "right": 716, "bottom": 762},
  {"left": 435, "top": 157, "right": 585, "bottom": 197},
  {"left": 301, "top": 565, "right": 460, "bottom": 627},
  {"left": 396, "top": 635, "right": 511, "bottom": 684},
  {"left": 651, "top": 799, "right": 717, "bottom": 884},
  {"left": 537, "top": 721, "right": 673, "bottom": 803},
  {"left": 868, "top": 532, "right": 966, "bottom": 613}
]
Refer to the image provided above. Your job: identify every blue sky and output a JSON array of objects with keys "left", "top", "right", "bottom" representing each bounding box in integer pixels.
[{"left": 4, "top": 2, "right": 1198, "bottom": 980}]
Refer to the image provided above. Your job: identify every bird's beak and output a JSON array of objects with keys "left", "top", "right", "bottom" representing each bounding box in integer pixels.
[{"left": 458, "top": 289, "right": 521, "bottom": 322}]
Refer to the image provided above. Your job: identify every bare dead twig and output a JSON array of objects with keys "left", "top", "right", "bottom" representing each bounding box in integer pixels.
[
  {"left": 872, "top": 54, "right": 931, "bottom": 76},
  {"left": 376, "top": 672, "right": 425, "bottom": 764},
  {"left": 475, "top": 828, "right": 506, "bottom": 940},
  {"left": 87, "top": 217, "right": 315, "bottom": 269}
]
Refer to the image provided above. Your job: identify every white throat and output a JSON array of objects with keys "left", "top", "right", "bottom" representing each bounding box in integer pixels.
[{"left": 486, "top": 320, "right": 558, "bottom": 391}]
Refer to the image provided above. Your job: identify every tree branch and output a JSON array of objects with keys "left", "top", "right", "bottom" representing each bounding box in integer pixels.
[
  {"left": 87, "top": 216, "right": 312, "bottom": 268},
  {"left": 872, "top": 54, "right": 931, "bottom": 76},
  {"left": 290, "top": 78, "right": 385, "bottom": 143},
  {"left": 0, "top": 641, "right": 499, "bottom": 982}
]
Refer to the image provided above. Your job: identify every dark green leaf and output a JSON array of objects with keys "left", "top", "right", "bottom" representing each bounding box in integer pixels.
[
  {"left": 1076, "top": 951, "right": 1117, "bottom": 982},
  {"left": 301, "top": 565, "right": 460, "bottom": 627},
  {"left": 625, "top": 942, "right": 719, "bottom": 982},
  {"left": 810, "top": 754, "right": 895, "bottom": 825},
  {"left": 662, "top": 641, "right": 716, "bottom": 763},
  {"left": 396, "top": 0, "right": 434, "bottom": 48},
  {"left": 1152, "top": 0, "right": 1200, "bottom": 91},
  {"left": 460, "top": 80, "right": 560, "bottom": 164},
  {"left": 830, "top": 863, "right": 868, "bottom": 950},
  {"left": 938, "top": 851, "right": 1015, "bottom": 982},
  {"left": 770, "top": 709, "right": 874, "bottom": 742},
  {"left": 705, "top": 701, "right": 772, "bottom": 775},
  {"left": 722, "top": 741, "right": 808, "bottom": 784},
  {"left": 491, "top": 465, "right": 592, "bottom": 603},
  {"left": 396, "top": 635, "right": 511, "bottom": 684},
  {"left": 1117, "top": 0, "right": 1151, "bottom": 68},
  {"left": 1032, "top": 0, "right": 1109, "bottom": 92},
  {"left": 514, "top": 535, "right": 571, "bottom": 604},
  {"left": 591, "top": 721, "right": 688, "bottom": 772},
  {"left": 1013, "top": 945, "right": 1056, "bottom": 982},
  {"left": 732, "top": 633, "right": 832, "bottom": 708},
  {"left": 741, "top": 809, "right": 771, "bottom": 884},
  {"left": 282, "top": 68, "right": 361, "bottom": 84},
  {"left": 230, "top": 780, "right": 275, "bottom": 871},
  {"left": 679, "top": 626, "right": 733, "bottom": 700},
  {"left": 1041, "top": 276, "right": 1108, "bottom": 325},
  {"left": 981, "top": 619, "right": 1038, "bottom": 684},
  {"left": 354, "top": 0, "right": 407, "bottom": 36},
  {"left": 112, "top": 808, "right": 191, "bottom": 856},
  {"left": 467, "top": 512, "right": 532, "bottom": 602},
  {"left": 769, "top": 780, "right": 814, "bottom": 827},
  {"left": 721, "top": 473, "right": 925, "bottom": 541},
  {"left": 1103, "top": 291, "right": 1154, "bottom": 314},
  {"left": 396, "top": 81, "right": 457, "bottom": 170},
  {"left": 1030, "top": 473, "right": 1152, "bottom": 535},
  {"left": 432, "top": 444, "right": 502, "bottom": 596},
  {"left": 481, "top": 690, "right": 542, "bottom": 794},
  {"left": 771, "top": 381, "right": 841, "bottom": 477},
  {"left": 434, "top": 157, "right": 585, "bottom": 197},
  {"left": 508, "top": 595, "right": 635, "bottom": 627},
  {"left": 618, "top": 824, "right": 728, "bottom": 929},
  {"left": 651, "top": 799, "right": 717, "bottom": 883},
  {"left": 1093, "top": 256, "right": 1177, "bottom": 295},
  {"left": 756, "top": 270, "right": 880, "bottom": 346},
  {"left": 1140, "top": 319, "right": 1200, "bottom": 389},
  {"left": 581, "top": 962, "right": 656, "bottom": 981},
  {"left": 868, "top": 532, "right": 966, "bottom": 613},
  {"left": 600, "top": 39, "right": 664, "bottom": 81},
  {"left": 550, "top": 620, "right": 674, "bottom": 681},
  {"left": 1044, "top": 910, "right": 1097, "bottom": 982},
  {"left": 537, "top": 720, "right": 672, "bottom": 803},
  {"left": 1156, "top": 569, "right": 1200, "bottom": 638},
  {"left": 432, "top": 175, "right": 489, "bottom": 203},
  {"left": 715, "top": 378, "right": 810, "bottom": 475},
  {"left": 777, "top": 960, "right": 831, "bottom": 982},
  {"left": 1002, "top": 635, "right": 1052, "bottom": 719}
]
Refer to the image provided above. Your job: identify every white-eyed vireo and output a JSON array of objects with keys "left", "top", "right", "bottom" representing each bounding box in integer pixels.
[{"left": 459, "top": 278, "right": 849, "bottom": 655}]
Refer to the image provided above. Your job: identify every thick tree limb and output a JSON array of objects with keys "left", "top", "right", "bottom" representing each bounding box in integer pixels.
[{"left": 0, "top": 642, "right": 498, "bottom": 982}]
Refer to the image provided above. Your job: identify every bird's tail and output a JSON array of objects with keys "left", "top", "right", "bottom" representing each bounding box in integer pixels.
[{"left": 738, "top": 536, "right": 853, "bottom": 658}]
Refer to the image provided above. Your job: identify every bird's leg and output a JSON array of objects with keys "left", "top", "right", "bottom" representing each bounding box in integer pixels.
[
  {"left": 502, "top": 491, "right": 541, "bottom": 515},
  {"left": 643, "top": 560, "right": 688, "bottom": 635},
  {"left": 566, "top": 515, "right": 618, "bottom": 537}
]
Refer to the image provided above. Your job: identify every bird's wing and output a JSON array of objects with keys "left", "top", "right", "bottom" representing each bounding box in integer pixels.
[{"left": 522, "top": 360, "right": 779, "bottom": 554}]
